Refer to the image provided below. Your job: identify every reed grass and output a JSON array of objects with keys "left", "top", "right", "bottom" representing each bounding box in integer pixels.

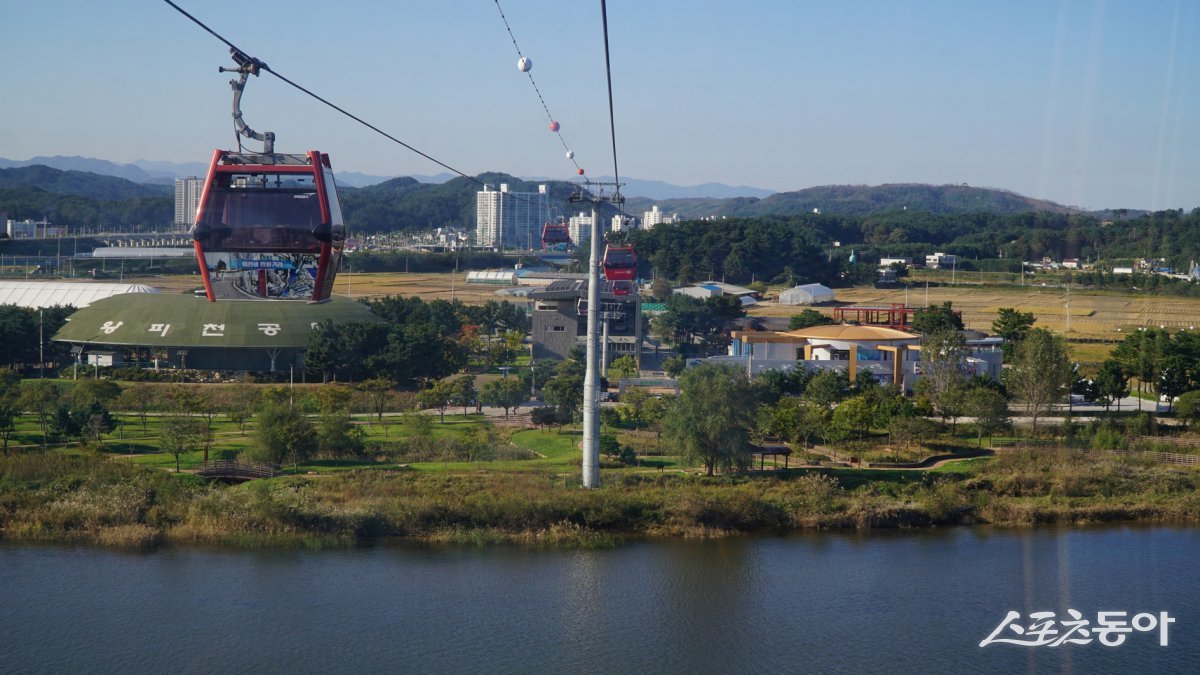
[{"left": 3, "top": 448, "right": 1199, "bottom": 549}]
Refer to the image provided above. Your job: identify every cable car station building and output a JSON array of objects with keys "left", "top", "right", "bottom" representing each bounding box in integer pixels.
[
  {"left": 529, "top": 279, "right": 644, "bottom": 368},
  {"left": 53, "top": 294, "right": 378, "bottom": 372}
]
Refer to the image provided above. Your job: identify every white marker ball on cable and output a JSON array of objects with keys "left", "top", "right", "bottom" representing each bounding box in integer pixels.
[
  {"left": 565, "top": 150, "right": 574, "bottom": 159},
  {"left": 518, "top": 57, "right": 532, "bottom": 72}
]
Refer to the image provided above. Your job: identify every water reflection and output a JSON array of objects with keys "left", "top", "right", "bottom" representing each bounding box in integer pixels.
[{"left": 2, "top": 527, "right": 1198, "bottom": 673}]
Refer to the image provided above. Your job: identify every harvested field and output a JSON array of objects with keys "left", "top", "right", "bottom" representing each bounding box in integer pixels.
[
  {"left": 125, "top": 272, "right": 520, "bottom": 306},
  {"left": 753, "top": 284, "right": 1200, "bottom": 366},
  {"left": 125, "top": 273, "right": 1200, "bottom": 368}
]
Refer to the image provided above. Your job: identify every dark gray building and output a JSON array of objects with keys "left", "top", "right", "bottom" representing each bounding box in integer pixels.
[{"left": 528, "top": 279, "right": 643, "bottom": 368}]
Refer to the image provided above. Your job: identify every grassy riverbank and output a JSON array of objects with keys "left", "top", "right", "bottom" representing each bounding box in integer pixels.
[{"left": 3, "top": 448, "right": 1199, "bottom": 549}]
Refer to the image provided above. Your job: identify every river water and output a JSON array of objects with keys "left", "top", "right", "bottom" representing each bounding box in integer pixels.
[{"left": 2, "top": 526, "right": 1198, "bottom": 673}]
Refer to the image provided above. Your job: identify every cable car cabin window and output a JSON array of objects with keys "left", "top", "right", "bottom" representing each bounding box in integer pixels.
[{"left": 194, "top": 173, "right": 328, "bottom": 253}]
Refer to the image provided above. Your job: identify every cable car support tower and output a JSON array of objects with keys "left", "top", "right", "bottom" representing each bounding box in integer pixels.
[{"left": 570, "top": 182, "right": 623, "bottom": 488}]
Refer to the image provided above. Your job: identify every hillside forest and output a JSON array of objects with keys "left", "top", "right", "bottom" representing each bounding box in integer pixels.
[{"left": 2, "top": 166, "right": 1200, "bottom": 288}]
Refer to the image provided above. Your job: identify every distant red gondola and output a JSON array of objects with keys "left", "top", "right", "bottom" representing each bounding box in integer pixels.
[
  {"left": 541, "top": 218, "right": 571, "bottom": 251},
  {"left": 610, "top": 280, "right": 634, "bottom": 296}
]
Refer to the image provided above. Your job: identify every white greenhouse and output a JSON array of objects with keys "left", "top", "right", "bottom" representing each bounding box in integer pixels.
[{"left": 778, "top": 283, "right": 834, "bottom": 305}]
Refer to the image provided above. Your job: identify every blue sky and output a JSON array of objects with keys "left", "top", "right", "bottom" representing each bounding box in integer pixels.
[{"left": 2, "top": 1, "right": 1197, "bottom": 210}]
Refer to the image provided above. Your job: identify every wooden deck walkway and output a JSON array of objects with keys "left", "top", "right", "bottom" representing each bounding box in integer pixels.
[{"left": 196, "top": 460, "right": 280, "bottom": 480}]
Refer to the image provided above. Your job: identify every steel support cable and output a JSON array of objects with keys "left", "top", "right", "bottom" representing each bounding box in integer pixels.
[
  {"left": 493, "top": 0, "right": 585, "bottom": 178},
  {"left": 160, "top": 0, "right": 543, "bottom": 204},
  {"left": 599, "top": 0, "right": 624, "bottom": 215}
]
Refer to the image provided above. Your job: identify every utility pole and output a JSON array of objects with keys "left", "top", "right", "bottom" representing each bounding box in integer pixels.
[
  {"left": 570, "top": 183, "right": 623, "bottom": 489},
  {"left": 1065, "top": 283, "right": 1071, "bottom": 333}
]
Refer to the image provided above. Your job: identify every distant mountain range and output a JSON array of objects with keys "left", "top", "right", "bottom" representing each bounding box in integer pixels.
[
  {"left": 629, "top": 183, "right": 1082, "bottom": 219},
  {"left": 523, "top": 175, "right": 776, "bottom": 200},
  {"left": 0, "top": 165, "right": 171, "bottom": 200},
  {"left": 2, "top": 159, "right": 1107, "bottom": 236},
  {"left": 0, "top": 155, "right": 776, "bottom": 200},
  {"left": 0, "top": 156, "right": 187, "bottom": 185}
]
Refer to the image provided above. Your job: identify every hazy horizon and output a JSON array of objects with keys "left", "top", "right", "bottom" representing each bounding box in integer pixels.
[{"left": 3, "top": 1, "right": 1197, "bottom": 211}]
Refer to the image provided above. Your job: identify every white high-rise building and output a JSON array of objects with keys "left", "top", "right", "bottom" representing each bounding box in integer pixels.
[
  {"left": 174, "top": 177, "right": 204, "bottom": 226},
  {"left": 567, "top": 211, "right": 596, "bottom": 244},
  {"left": 475, "top": 183, "right": 549, "bottom": 249},
  {"left": 642, "top": 205, "right": 676, "bottom": 230},
  {"left": 611, "top": 214, "right": 637, "bottom": 233}
]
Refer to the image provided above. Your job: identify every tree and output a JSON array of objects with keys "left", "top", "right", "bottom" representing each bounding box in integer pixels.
[
  {"left": 651, "top": 277, "right": 673, "bottom": 302},
  {"left": 651, "top": 294, "right": 744, "bottom": 356},
  {"left": 911, "top": 302, "right": 964, "bottom": 334},
  {"left": 77, "top": 403, "right": 116, "bottom": 446},
  {"left": 888, "top": 416, "right": 938, "bottom": 453},
  {"left": 0, "top": 371, "right": 21, "bottom": 454},
  {"left": 1111, "top": 329, "right": 1166, "bottom": 412},
  {"left": 1158, "top": 355, "right": 1190, "bottom": 413},
  {"left": 964, "top": 386, "right": 1009, "bottom": 447},
  {"left": 49, "top": 405, "right": 83, "bottom": 443},
  {"left": 161, "top": 414, "right": 204, "bottom": 473},
  {"left": 311, "top": 383, "right": 362, "bottom": 457},
  {"left": 540, "top": 372, "right": 583, "bottom": 422},
  {"left": 662, "top": 363, "right": 760, "bottom": 475},
  {"left": 600, "top": 434, "right": 622, "bottom": 459},
  {"left": 599, "top": 406, "right": 621, "bottom": 432},
  {"left": 830, "top": 395, "right": 874, "bottom": 440},
  {"left": 305, "top": 320, "right": 348, "bottom": 383},
  {"left": 1176, "top": 391, "right": 1200, "bottom": 429},
  {"left": 617, "top": 387, "right": 652, "bottom": 429},
  {"left": 788, "top": 309, "right": 834, "bottom": 330},
  {"left": 118, "top": 382, "right": 156, "bottom": 434},
  {"left": 359, "top": 379, "right": 395, "bottom": 424},
  {"left": 861, "top": 384, "right": 915, "bottom": 433},
  {"left": 804, "top": 369, "right": 850, "bottom": 409},
  {"left": 532, "top": 405, "right": 561, "bottom": 430},
  {"left": 662, "top": 354, "right": 686, "bottom": 378},
  {"left": 249, "top": 399, "right": 316, "bottom": 467},
  {"left": 643, "top": 395, "right": 671, "bottom": 441},
  {"left": 187, "top": 388, "right": 221, "bottom": 463},
  {"left": 418, "top": 380, "right": 455, "bottom": 422},
  {"left": 607, "top": 355, "right": 638, "bottom": 381},
  {"left": 992, "top": 307, "right": 1036, "bottom": 360},
  {"left": 757, "top": 396, "right": 827, "bottom": 461},
  {"left": 915, "top": 329, "right": 968, "bottom": 429},
  {"left": 20, "top": 380, "right": 60, "bottom": 449},
  {"left": 480, "top": 378, "right": 525, "bottom": 418},
  {"left": 451, "top": 375, "right": 477, "bottom": 415},
  {"left": 754, "top": 366, "right": 812, "bottom": 404},
  {"left": 226, "top": 382, "right": 260, "bottom": 435},
  {"left": 312, "top": 384, "right": 355, "bottom": 418},
  {"left": 1094, "top": 359, "right": 1129, "bottom": 411},
  {"left": 70, "top": 379, "right": 122, "bottom": 410},
  {"left": 1004, "top": 327, "right": 1071, "bottom": 433},
  {"left": 316, "top": 411, "right": 364, "bottom": 458}
]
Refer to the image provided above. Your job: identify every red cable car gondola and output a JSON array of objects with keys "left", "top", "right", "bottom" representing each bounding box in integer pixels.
[
  {"left": 602, "top": 244, "right": 636, "bottom": 282},
  {"left": 190, "top": 49, "right": 345, "bottom": 303},
  {"left": 541, "top": 219, "right": 571, "bottom": 251},
  {"left": 603, "top": 245, "right": 636, "bottom": 296},
  {"left": 191, "top": 150, "right": 344, "bottom": 302}
]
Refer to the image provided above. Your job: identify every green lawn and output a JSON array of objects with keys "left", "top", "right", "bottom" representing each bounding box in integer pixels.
[{"left": 16, "top": 404, "right": 993, "bottom": 480}]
